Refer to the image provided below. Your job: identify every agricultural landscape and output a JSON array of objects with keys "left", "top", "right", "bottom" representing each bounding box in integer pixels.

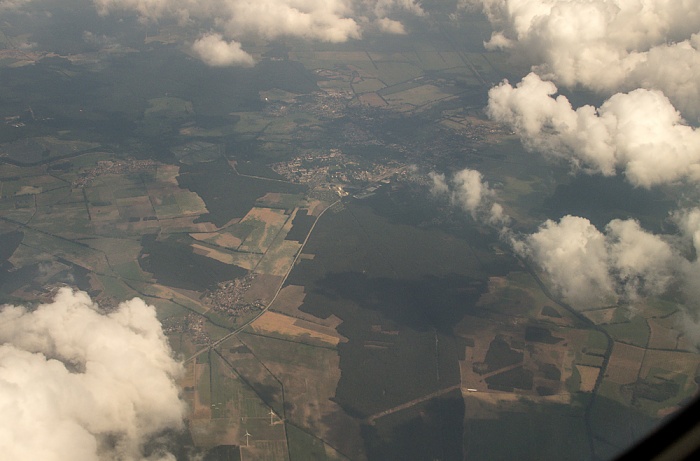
[{"left": 0, "top": 2, "right": 698, "bottom": 461}]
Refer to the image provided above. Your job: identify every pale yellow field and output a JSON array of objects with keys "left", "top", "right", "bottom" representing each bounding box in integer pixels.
[
  {"left": 159, "top": 216, "right": 216, "bottom": 233},
  {"left": 226, "top": 252, "right": 263, "bottom": 271},
  {"left": 383, "top": 84, "right": 451, "bottom": 107},
  {"left": 640, "top": 350, "right": 700, "bottom": 383},
  {"left": 238, "top": 333, "right": 359, "bottom": 453},
  {"left": 238, "top": 207, "right": 290, "bottom": 254},
  {"left": 90, "top": 204, "right": 120, "bottom": 222},
  {"left": 191, "top": 243, "right": 237, "bottom": 265},
  {"left": 180, "top": 360, "right": 196, "bottom": 389},
  {"left": 314, "top": 51, "right": 370, "bottom": 61},
  {"left": 256, "top": 192, "right": 285, "bottom": 206},
  {"left": 576, "top": 365, "right": 600, "bottom": 392},
  {"left": 605, "top": 342, "right": 645, "bottom": 384},
  {"left": 115, "top": 195, "right": 152, "bottom": 208},
  {"left": 241, "top": 274, "right": 283, "bottom": 305},
  {"left": 82, "top": 237, "right": 142, "bottom": 266},
  {"left": 307, "top": 200, "right": 326, "bottom": 216},
  {"left": 353, "top": 78, "right": 386, "bottom": 94},
  {"left": 440, "top": 119, "right": 466, "bottom": 131},
  {"left": 193, "top": 363, "right": 212, "bottom": 420},
  {"left": 270, "top": 285, "right": 343, "bottom": 330},
  {"left": 155, "top": 164, "right": 181, "bottom": 184},
  {"left": 254, "top": 240, "right": 300, "bottom": 276},
  {"left": 359, "top": 93, "right": 388, "bottom": 107},
  {"left": 583, "top": 307, "right": 618, "bottom": 325},
  {"left": 647, "top": 318, "right": 682, "bottom": 350},
  {"left": 190, "top": 232, "right": 243, "bottom": 249},
  {"left": 251, "top": 311, "right": 343, "bottom": 346}
]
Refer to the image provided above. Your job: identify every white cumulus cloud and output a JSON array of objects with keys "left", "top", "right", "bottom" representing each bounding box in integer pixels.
[
  {"left": 515, "top": 215, "right": 677, "bottom": 309},
  {"left": 470, "top": 0, "right": 700, "bottom": 119},
  {"left": 192, "top": 33, "right": 255, "bottom": 67},
  {"left": 488, "top": 73, "right": 700, "bottom": 188},
  {"left": 0, "top": 0, "right": 32, "bottom": 11},
  {"left": 430, "top": 168, "right": 510, "bottom": 226},
  {"left": 375, "top": 17, "right": 407, "bottom": 35},
  {"left": 90, "top": 0, "right": 427, "bottom": 65},
  {"left": 0, "top": 288, "right": 187, "bottom": 461}
]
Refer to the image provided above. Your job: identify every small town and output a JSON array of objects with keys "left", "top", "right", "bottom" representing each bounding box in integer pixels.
[
  {"left": 72, "top": 159, "right": 157, "bottom": 188},
  {"left": 203, "top": 274, "right": 264, "bottom": 317}
]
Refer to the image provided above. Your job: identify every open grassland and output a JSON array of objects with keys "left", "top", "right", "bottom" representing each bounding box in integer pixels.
[
  {"left": 191, "top": 243, "right": 244, "bottom": 267},
  {"left": 352, "top": 78, "right": 386, "bottom": 94},
  {"left": 216, "top": 336, "right": 286, "bottom": 415},
  {"left": 477, "top": 271, "right": 576, "bottom": 326},
  {"left": 189, "top": 350, "right": 289, "bottom": 452},
  {"left": 456, "top": 311, "right": 587, "bottom": 400},
  {"left": 603, "top": 314, "right": 650, "bottom": 348},
  {"left": 575, "top": 365, "right": 599, "bottom": 392},
  {"left": 177, "top": 157, "right": 304, "bottom": 227},
  {"left": 240, "top": 274, "right": 283, "bottom": 305},
  {"left": 583, "top": 307, "right": 619, "bottom": 325},
  {"left": 259, "top": 88, "right": 299, "bottom": 103},
  {"left": 84, "top": 237, "right": 152, "bottom": 282},
  {"left": 382, "top": 84, "right": 453, "bottom": 108},
  {"left": 1, "top": 173, "right": 68, "bottom": 198},
  {"left": 358, "top": 93, "right": 388, "bottom": 107},
  {"left": 0, "top": 136, "right": 100, "bottom": 165},
  {"left": 145, "top": 96, "right": 193, "bottom": 117},
  {"left": 232, "top": 112, "right": 272, "bottom": 137},
  {"left": 31, "top": 200, "right": 93, "bottom": 237},
  {"left": 155, "top": 164, "right": 181, "bottom": 185},
  {"left": 127, "top": 281, "right": 209, "bottom": 316},
  {"left": 250, "top": 311, "right": 344, "bottom": 347},
  {"left": 89, "top": 174, "right": 148, "bottom": 200},
  {"left": 238, "top": 331, "right": 363, "bottom": 459},
  {"left": 18, "top": 228, "right": 108, "bottom": 272},
  {"left": 255, "top": 193, "right": 305, "bottom": 211},
  {"left": 238, "top": 208, "right": 290, "bottom": 254},
  {"left": 415, "top": 51, "right": 456, "bottom": 70},
  {"left": 252, "top": 212, "right": 300, "bottom": 277},
  {"left": 271, "top": 285, "right": 344, "bottom": 330},
  {"left": 172, "top": 141, "right": 221, "bottom": 165},
  {"left": 596, "top": 345, "right": 700, "bottom": 419},
  {"left": 143, "top": 296, "right": 190, "bottom": 321},
  {"left": 374, "top": 61, "right": 423, "bottom": 86},
  {"left": 0, "top": 197, "right": 34, "bottom": 224},
  {"left": 242, "top": 440, "right": 290, "bottom": 461},
  {"left": 87, "top": 174, "right": 178, "bottom": 236},
  {"left": 158, "top": 215, "right": 216, "bottom": 234},
  {"left": 640, "top": 351, "right": 700, "bottom": 400},
  {"left": 286, "top": 424, "right": 349, "bottom": 461},
  {"left": 605, "top": 342, "right": 645, "bottom": 386},
  {"left": 152, "top": 188, "right": 208, "bottom": 218},
  {"left": 226, "top": 251, "right": 264, "bottom": 271},
  {"left": 93, "top": 273, "right": 139, "bottom": 302},
  {"left": 191, "top": 231, "right": 243, "bottom": 249},
  {"left": 648, "top": 316, "right": 684, "bottom": 350},
  {"left": 188, "top": 352, "right": 288, "bottom": 460},
  {"left": 647, "top": 310, "right": 695, "bottom": 351},
  {"left": 433, "top": 52, "right": 468, "bottom": 69},
  {"left": 291, "top": 51, "right": 376, "bottom": 76},
  {"left": 254, "top": 240, "right": 300, "bottom": 277}
]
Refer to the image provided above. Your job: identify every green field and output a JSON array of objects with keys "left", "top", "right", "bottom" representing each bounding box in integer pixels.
[{"left": 603, "top": 315, "right": 650, "bottom": 348}]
